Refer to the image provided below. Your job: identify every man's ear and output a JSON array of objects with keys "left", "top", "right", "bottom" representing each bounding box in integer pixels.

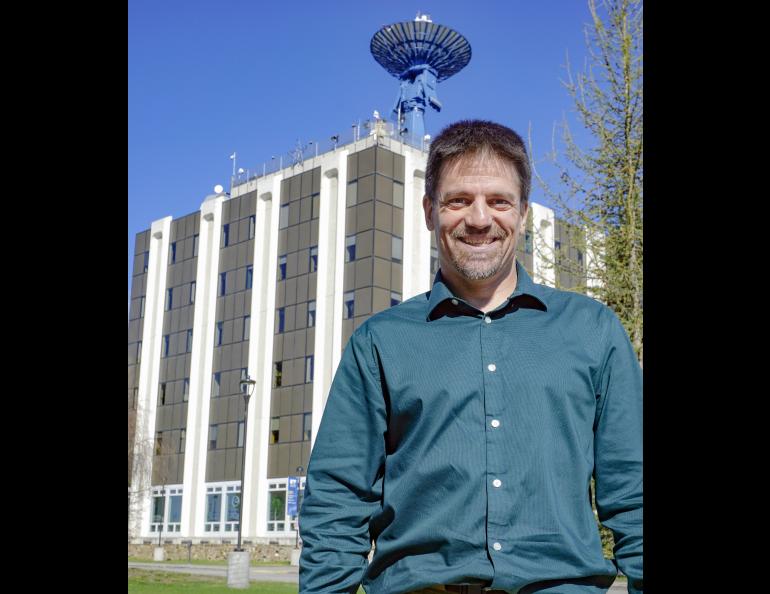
[{"left": 423, "top": 195, "right": 435, "bottom": 231}]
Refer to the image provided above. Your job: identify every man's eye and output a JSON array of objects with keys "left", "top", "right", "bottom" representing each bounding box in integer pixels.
[{"left": 492, "top": 199, "right": 512, "bottom": 208}]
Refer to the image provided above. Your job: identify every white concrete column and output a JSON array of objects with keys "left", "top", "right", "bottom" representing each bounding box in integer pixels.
[
  {"left": 312, "top": 152, "right": 347, "bottom": 451},
  {"left": 130, "top": 215, "right": 172, "bottom": 539},
  {"left": 180, "top": 195, "right": 225, "bottom": 538},
  {"left": 252, "top": 175, "right": 283, "bottom": 538},
  {"left": 402, "top": 151, "right": 429, "bottom": 300},
  {"left": 531, "top": 202, "right": 556, "bottom": 287}
]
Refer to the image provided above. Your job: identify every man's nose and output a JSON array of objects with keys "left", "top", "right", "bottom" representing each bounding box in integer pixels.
[{"left": 465, "top": 197, "right": 492, "bottom": 229}]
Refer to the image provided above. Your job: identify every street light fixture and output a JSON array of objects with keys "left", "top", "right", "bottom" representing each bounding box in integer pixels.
[{"left": 235, "top": 375, "right": 256, "bottom": 552}]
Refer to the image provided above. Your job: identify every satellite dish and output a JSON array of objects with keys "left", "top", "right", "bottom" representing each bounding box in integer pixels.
[{"left": 214, "top": 184, "right": 224, "bottom": 194}]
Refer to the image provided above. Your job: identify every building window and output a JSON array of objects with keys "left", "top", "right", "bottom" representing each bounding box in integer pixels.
[
  {"left": 279, "top": 205, "right": 289, "bottom": 229},
  {"left": 143, "top": 252, "right": 149, "bottom": 273},
  {"left": 577, "top": 249, "right": 584, "bottom": 266},
  {"left": 525, "top": 230, "right": 533, "bottom": 254},
  {"left": 137, "top": 341, "right": 143, "bottom": 364},
  {"left": 183, "top": 378, "right": 189, "bottom": 402},
  {"left": 163, "top": 335, "right": 170, "bottom": 358},
  {"left": 159, "top": 383, "right": 167, "bottom": 405},
  {"left": 152, "top": 492, "right": 166, "bottom": 524},
  {"left": 305, "top": 355, "right": 314, "bottom": 383},
  {"left": 393, "top": 181, "right": 404, "bottom": 208},
  {"left": 131, "top": 387, "right": 138, "bottom": 409},
  {"left": 192, "top": 234, "right": 199, "bottom": 257},
  {"left": 155, "top": 431, "right": 163, "bottom": 455},
  {"left": 219, "top": 272, "right": 227, "bottom": 296},
  {"left": 190, "top": 281, "right": 196, "bottom": 304},
  {"left": 212, "top": 372, "right": 221, "bottom": 397},
  {"left": 278, "top": 255, "right": 287, "bottom": 280},
  {"left": 206, "top": 493, "right": 221, "bottom": 532},
  {"left": 273, "top": 362, "right": 282, "bottom": 388},
  {"left": 139, "top": 296, "right": 145, "bottom": 318},
  {"left": 223, "top": 224, "right": 230, "bottom": 247},
  {"left": 186, "top": 329, "right": 193, "bottom": 352},
  {"left": 267, "top": 489, "right": 286, "bottom": 532},
  {"left": 346, "top": 181, "right": 357, "bottom": 207},
  {"left": 309, "top": 246, "right": 318, "bottom": 272},
  {"left": 243, "top": 316, "right": 251, "bottom": 341},
  {"left": 343, "top": 291, "right": 354, "bottom": 319},
  {"left": 249, "top": 215, "right": 256, "bottom": 239},
  {"left": 392, "top": 236, "right": 403, "bottom": 263},
  {"left": 170, "top": 242, "right": 177, "bottom": 265},
  {"left": 226, "top": 492, "right": 240, "bottom": 530},
  {"left": 307, "top": 300, "right": 316, "bottom": 328},
  {"left": 270, "top": 417, "right": 280, "bottom": 444},
  {"left": 303, "top": 413, "right": 312, "bottom": 441},
  {"left": 240, "top": 368, "right": 249, "bottom": 392},
  {"left": 237, "top": 421, "right": 245, "bottom": 448},
  {"left": 166, "top": 288, "right": 173, "bottom": 311},
  {"left": 391, "top": 291, "right": 402, "bottom": 307},
  {"left": 345, "top": 235, "right": 356, "bottom": 262},
  {"left": 216, "top": 322, "right": 224, "bottom": 346},
  {"left": 169, "top": 494, "right": 182, "bottom": 530},
  {"left": 246, "top": 265, "right": 253, "bottom": 290},
  {"left": 277, "top": 308, "right": 285, "bottom": 333},
  {"left": 179, "top": 429, "right": 186, "bottom": 453},
  {"left": 209, "top": 425, "right": 218, "bottom": 450}
]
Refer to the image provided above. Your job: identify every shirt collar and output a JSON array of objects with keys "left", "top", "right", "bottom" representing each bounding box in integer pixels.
[{"left": 426, "top": 260, "right": 549, "bottom": 321}]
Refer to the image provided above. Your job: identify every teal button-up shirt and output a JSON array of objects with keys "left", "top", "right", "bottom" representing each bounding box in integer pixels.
[{"left": 299, "top": 261, "right": 643, "bottom": 594}]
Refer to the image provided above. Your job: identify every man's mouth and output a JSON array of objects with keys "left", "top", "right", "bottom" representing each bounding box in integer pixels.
[{"left": 458, "top": 238, "right": 499, "bottom": 246}]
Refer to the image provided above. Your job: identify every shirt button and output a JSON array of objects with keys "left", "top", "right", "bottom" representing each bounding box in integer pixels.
[
  {"left": 484, "top": 316, "right": 491, "bottom": 324},
  {"left": 493, "top": 479, "right": 502, "bottom": 488},
  {"left": 487, "top": 363, "right": 496, "bottom": 372},
  {"left": 451, "top": 299, "right": 458, "bottom": 305},
  {"left": 491, "top": 419, "right": 500, "bottom": 428},
  {"left": 493, "top": 542, "right": 502, "bottom": 551}
]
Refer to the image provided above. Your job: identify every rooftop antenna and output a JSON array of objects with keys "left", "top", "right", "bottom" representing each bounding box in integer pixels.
[{"left": 370, "top": 13, "right": 471, "bottom": 148}]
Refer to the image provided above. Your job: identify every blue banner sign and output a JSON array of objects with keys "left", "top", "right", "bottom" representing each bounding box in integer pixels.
[{"left": 287, "top": 476, "right": 299, "bottom": 517}]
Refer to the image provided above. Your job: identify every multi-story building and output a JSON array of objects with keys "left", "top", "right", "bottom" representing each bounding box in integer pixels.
[{"left": 128, "top": 129, "right": 588, "bottom": 545}]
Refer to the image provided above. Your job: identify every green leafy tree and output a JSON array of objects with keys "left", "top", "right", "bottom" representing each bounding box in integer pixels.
[{"left": 532, "top": 0, "right": 643, "bottom": 366}]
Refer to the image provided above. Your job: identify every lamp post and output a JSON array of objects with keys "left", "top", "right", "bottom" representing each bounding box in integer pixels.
[
  {"left": 236, "top": 375, "right": 256, "bottom": 552},
  {"left": 227, "top": 374, "right": 256, "bottom": 589}
]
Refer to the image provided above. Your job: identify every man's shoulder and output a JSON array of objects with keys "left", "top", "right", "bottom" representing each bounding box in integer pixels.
[
  {"left": 354, "top": 291, "right": 430, "bottom": 337},
  {"left": 535, "top": 283, "right": 615, "bottom": 326}
]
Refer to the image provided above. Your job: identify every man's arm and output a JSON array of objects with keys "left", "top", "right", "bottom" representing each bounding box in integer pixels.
[
  {"left": 299, "top": 326, "right": 387, "bottom": 593},
  {"left": 594, "top": 309, "right": 643, "bottom": 593}
]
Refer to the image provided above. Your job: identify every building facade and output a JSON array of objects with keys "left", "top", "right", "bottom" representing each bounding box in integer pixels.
[{"left": 128, "top": 132, "right": 587, "bottom": 544}]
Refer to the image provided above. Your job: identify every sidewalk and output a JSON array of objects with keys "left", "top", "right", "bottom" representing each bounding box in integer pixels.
[
  {"left": 128, "top": 561, "right": 298, "bottom": 583},
  {"left": 129, "top": 562, "right": 628, "bottom": 591}
]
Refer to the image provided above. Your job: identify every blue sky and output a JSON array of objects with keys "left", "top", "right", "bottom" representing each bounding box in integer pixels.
[{"left": 128, "top": 0, "right": 597, "bottom": 303}]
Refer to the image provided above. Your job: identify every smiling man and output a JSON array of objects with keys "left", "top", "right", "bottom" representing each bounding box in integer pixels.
[{"left": 299, "top": 120, "right": 643, "bottom": 594}]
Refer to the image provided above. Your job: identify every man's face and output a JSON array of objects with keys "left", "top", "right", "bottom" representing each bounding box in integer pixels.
[{"left": 423, "top": 152, "right": 528, "bottom": 282}]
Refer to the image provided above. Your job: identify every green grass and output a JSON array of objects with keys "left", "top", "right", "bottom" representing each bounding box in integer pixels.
[
  {"left": 128, "top": 569, "right": 297, "bottom": 593},
  {"left": 128, "top": 557, "right": 291, "bottom": 567},
  {"left": 128, "top": 569, "right": 365, "bottom": 594}
]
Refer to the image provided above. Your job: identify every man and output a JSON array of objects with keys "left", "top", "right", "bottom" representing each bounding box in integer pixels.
[{"left": 299, "top": 120, "right": 643, "bottom": 594}]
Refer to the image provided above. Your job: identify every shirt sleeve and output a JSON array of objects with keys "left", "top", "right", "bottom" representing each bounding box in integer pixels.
[
  {"left": 594, "top": 308, "right": 643, "bottom": 594},
  {"left": 298, "top": 325, "right": 387, "bottom": 593}
]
